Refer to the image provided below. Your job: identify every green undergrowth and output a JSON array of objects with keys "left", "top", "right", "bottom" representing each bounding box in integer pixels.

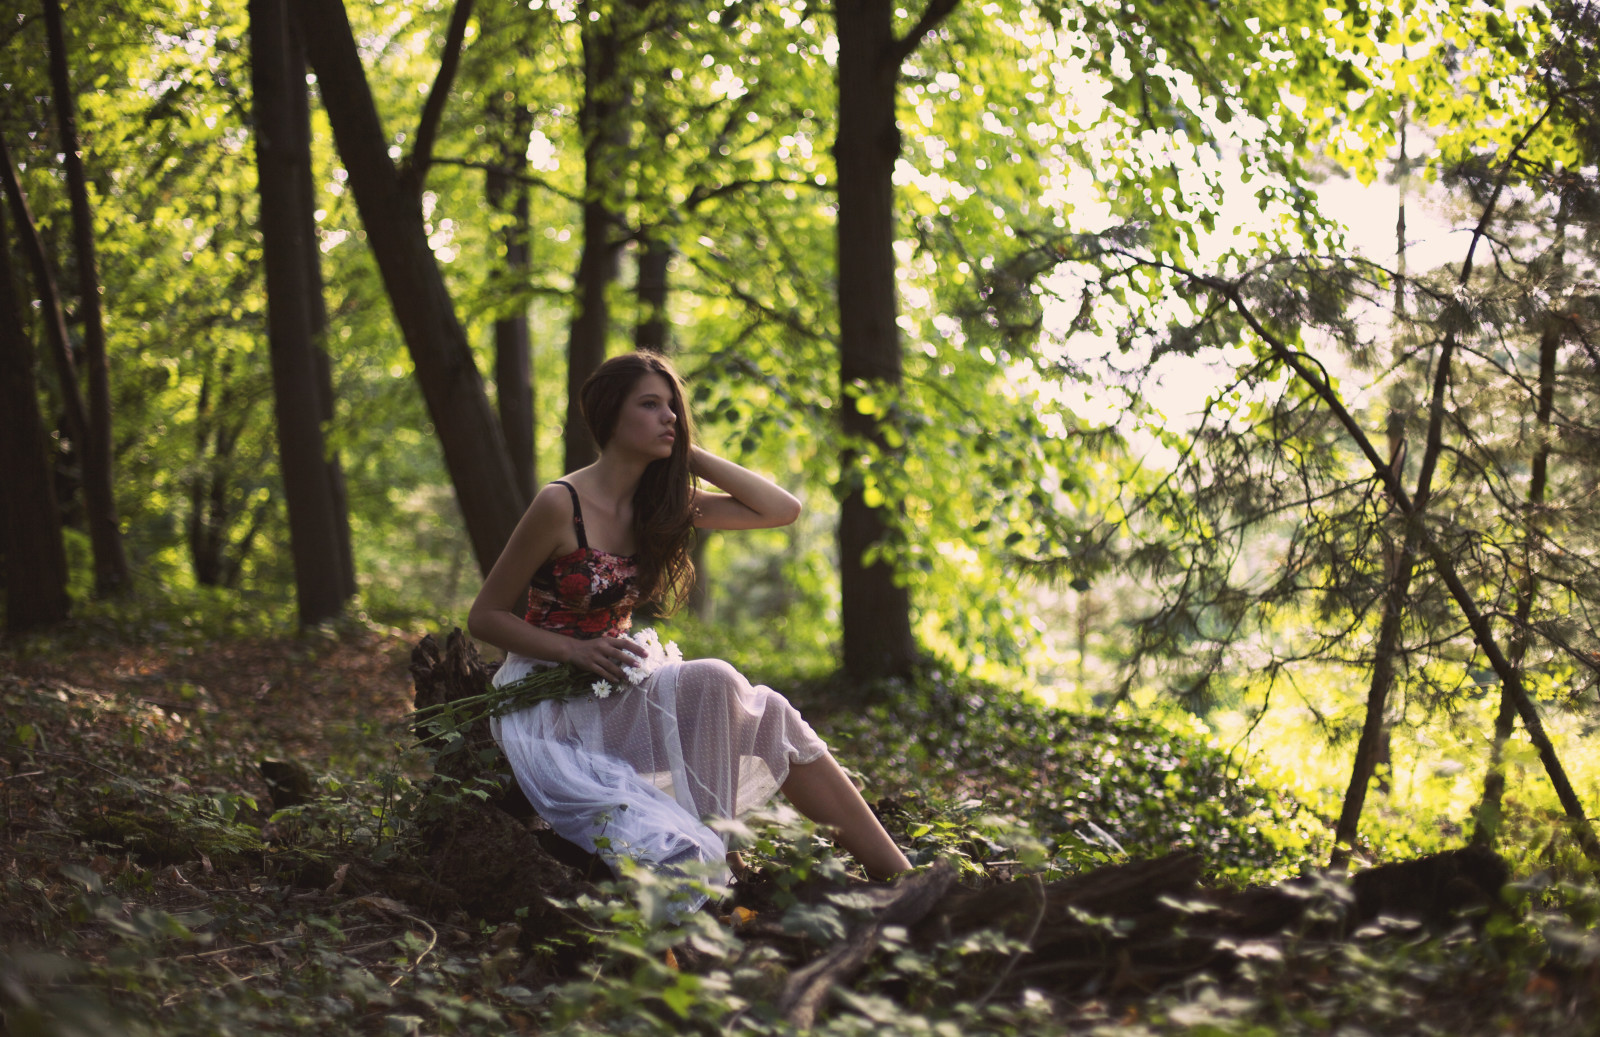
[
  {"left": 3, "top": 628, "right": 1599, "bottom": 1035},
  {"left": 791, "top": 668, "right": 1323, "bottom": 885}
]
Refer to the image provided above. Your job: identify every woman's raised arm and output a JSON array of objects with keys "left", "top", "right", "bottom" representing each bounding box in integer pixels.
[{"left": 690, "top": 446, "right": 802, "bottom": 530}]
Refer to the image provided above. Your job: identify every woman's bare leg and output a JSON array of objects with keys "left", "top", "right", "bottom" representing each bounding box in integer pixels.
[{"left": 781, "top": 753, "right": 911, "bottom": 879}]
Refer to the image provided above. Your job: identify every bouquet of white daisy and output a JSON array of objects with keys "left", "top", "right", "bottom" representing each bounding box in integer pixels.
[
  {"left": 582, "top": 626, "right": 683, "bottom": 700},
  {"left": 412, "top": 628, "right": 687, "bottom": 762}
]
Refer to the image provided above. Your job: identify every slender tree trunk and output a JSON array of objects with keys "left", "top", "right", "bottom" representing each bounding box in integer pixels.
[
  {"left": 1227, "top": 238, "right": 1600, "bottom": 865},
  {"left": 288, "top": 15, "right": 358, "bottom": 601},
  {"left": 834, "top": 0, "right": 918, "bottom": 682},
  {"left": 253, "top": 0, "right": 352, "bottom": 625},
  {"left": 0, "top": 186, "right": 71, "bottom": 632},
  {"left": 42, "top": 0, "right": 128, "bottom": 597},
  {"left": 291, "top": 0, "right": 524, "bottom": 576},
  {"left": 188, "top": 364, "right": 225, "bottom": 586},
  {"left": 1473, "top": 204, "right": 1567, "bottom": 848},
  {"left": 635, "top": 232, "right": 671, "bottom": 354},
  {"left": 187, "top": 360, "right": 258, "bottom": 587},
  {"left": 1237, "top": 291, "right": 1600, "bottom": 864},
  {"left": 1330, "top": 535, "right": 1417, "bottom": 866},
  {"left": 1327, "top": 118, "right": 1559, "bottom": 867},
  {"left": 1329, "top": 410, "right": 1411, "bottom": 863},
  {"left": 563, "top": 3, "right": 626, "bottom": 474},
  {"left": 1393, "top": 106, "right": 1408, "bottom": 318},
  {"left": 1471, "top": 320, "right": 1559, "bottom": 848},
  {"left": 489, "top": 160, "right": 536, "bottom": 503},
  {"left": 0, "top": 133, "right": 87, "bottom": 456}
]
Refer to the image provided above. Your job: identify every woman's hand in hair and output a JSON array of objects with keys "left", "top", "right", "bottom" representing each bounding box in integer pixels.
[{"left": 688, "top": 447, "right": 802, "bottom": 530}]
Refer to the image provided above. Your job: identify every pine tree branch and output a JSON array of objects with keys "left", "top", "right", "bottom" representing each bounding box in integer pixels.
[{"left": 1213, "top": 278, "right": 1600, "bottom": 865}]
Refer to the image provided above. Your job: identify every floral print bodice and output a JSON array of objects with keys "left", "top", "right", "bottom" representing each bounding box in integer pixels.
[{"left": 524, "top": 481, "right": 640, "bottom": 639}]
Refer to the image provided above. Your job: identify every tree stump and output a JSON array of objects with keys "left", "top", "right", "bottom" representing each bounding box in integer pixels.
[{"left": 408, "top": 630, "right": 599, "bottom": 926}]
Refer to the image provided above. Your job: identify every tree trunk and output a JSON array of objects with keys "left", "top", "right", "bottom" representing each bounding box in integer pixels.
[
  {"left": 253, "top": 0, "right": 353, "bottom": 625},
  {"left": 1330, "top": 536, "right": 1417, "bottom": 866},
  {"left": 488, "top": 160, "right": 536, "bottom": 503},
  {"left": 0, "top": 187, "right": 71, "bottom": 632},
  {"left": 1471, "top": 319, "right": 1558, "bottom": 848},
  {"left": 1329, "top": 410, "right": 1410, "bottom": 865},
  {"left": 833, "top": 0, "right": 918, "bottom": 682},
  {"left": 1227, "top": 270, "right": 1600, "bottom": 863},
  {"left": 634, "top": 231, "right": 671, "bottom": 354},
  {"left": 292, "top": 0, "right": 524, "bottom": 577},
  {"left": 1, "top": 129, "right": 91, "bottom": 530},
  {"left": 42, "top": 0, "right": 128, "bottom": 597},
  {"left": 288, "top": 15, "right": 358, "bottom": 602},
  {"left": 563, "top": 3, "right": 626, "bottom": 474},
  {"left": 188, "top": 363, "right": 227, "bottom": 586}
]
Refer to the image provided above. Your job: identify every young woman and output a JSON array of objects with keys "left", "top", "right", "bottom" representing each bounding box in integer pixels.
[{"left": 468, "top": 352, "right": 910, "bottom": 889}]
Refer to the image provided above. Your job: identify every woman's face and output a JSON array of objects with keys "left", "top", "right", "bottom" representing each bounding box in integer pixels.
[{"left": 606, "top": 373, "right": 679, "bottom": 461}]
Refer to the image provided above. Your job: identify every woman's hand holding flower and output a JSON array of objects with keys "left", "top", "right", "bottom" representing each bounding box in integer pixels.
[{"left": 564, "top": 635, "right": 648, "bottom": 684}]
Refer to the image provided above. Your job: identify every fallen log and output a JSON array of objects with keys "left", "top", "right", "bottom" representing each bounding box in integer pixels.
[
  {"left": 780, "top": 862, "right": 959, "bottom": 1028},
  {"left": 753, "top": 845, "right": 1511, "bottom": 1021}
]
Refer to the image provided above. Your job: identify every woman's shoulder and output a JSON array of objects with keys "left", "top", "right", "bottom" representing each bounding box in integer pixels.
[
  {"left": 506, "top": 480, "right": 583, "bottom": 554},
  {"left": 527, "top": 477, "right": 582, "bottom": 517}
]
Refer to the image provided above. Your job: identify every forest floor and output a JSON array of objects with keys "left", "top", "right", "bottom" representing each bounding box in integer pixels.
[{"left": 2, "top": 619, "right": 1598, "bottom": 1036}]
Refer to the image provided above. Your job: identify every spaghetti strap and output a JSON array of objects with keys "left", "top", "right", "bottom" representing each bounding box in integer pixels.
[{"left": 550, "top": 479, "right": 588, "bottom": 550}]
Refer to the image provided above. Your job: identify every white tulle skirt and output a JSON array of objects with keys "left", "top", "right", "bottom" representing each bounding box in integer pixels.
[{"left": 489, "top": 653, "right": 828, "bottom": 897}]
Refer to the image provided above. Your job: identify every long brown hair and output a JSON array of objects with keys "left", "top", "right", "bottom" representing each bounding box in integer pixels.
[{"left": 580, "top": 351, "right": 697, "bottom": 612}]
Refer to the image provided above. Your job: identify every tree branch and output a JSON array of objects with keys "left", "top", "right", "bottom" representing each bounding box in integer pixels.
[
  {"left": 0, "top": 12, "right": 34, "bottom": 50},
  {"left": 404, "top": 0, "right": 475, "bottom": 195},
  {"left": 685, "top": 176, "right": 835, "bottom": 212},
  {"left": 890, "top": 0, "right": 961, "bottom": 67},
  {"left": 428, "top": 156, "right": 582, "bottom": 204}
]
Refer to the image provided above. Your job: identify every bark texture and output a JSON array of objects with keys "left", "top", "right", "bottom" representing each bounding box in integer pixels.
[
  {"left": 563, "top": 4, "right": 628, "bottom": 474},
  {"left": 488, "top": 160, "right": 536, "bottom": 503},
  {"left": 291, "top": 16, "right": 358, "bottom": 602},
  {"left": 0, "top": 193, "right": 71, "bottom": 632},
  {"left": 253, "top": 0, "right": 353, "bottom": 625},
  {"left": 833, "top": 0, "right": 921, "bottom": 681}
]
